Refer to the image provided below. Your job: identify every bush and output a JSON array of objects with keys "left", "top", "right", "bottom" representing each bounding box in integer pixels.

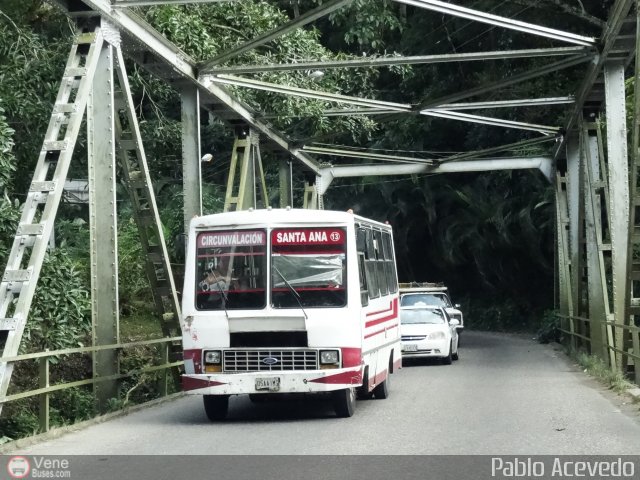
[{"left": 22, "top": 249, "right": 91, "bottom": 354}]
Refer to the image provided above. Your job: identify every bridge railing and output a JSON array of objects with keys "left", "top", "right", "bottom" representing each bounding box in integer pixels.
[
  {"left": 0, "top": 337, "right": 183, "bottom": 433},
  {"left": 555, "top": 313, "right": 640, "bottom": 384}
]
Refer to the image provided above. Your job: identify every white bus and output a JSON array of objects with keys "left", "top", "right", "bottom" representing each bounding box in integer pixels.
[{"left": 181, "top": 208, "right": 401, "bottom": 420}]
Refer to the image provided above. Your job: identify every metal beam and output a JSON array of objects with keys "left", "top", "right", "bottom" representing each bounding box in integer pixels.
[
  {"left": 206, "top": 47, "right": 592, "bottom": 74},
  {"left": 441, "top": 135, "right": 559, "bottom": 163},
  {"left": 206, "top": 74, "right": 412, "bottom": 111},
  {"left": 311, "top": 97, "right": 575, "bottom": 117},
  {"left": 390, "top": 0, "right": 596, "bottom": 46},
  {"left": 554, "top": 0, "right": 635, "bottom": 159},
  {"left": 199, "top": 0, "right": 352, "bottom": 70},
  {"left": 418, "top": 54, "right": 592, "bottom": 110},
  {"left": 51, "top": 0, "right": 321, "bottom": 174},
  {"left": 317, "top": 156, "right": 553, "bottom": 193},
  {"left": 302, "top": 146, "right": 434, "bottom": 164},
  {"left": 88, "top": 40, "right": 119, "bottom": 412},
  {"left": 604, "top": 61, "right": 630, "bottom": 370},
  {"left": 435, "top": 97, "right": 575, "bottom": 110},
  {"left": 420, "top": 109, "right": 560, "bottom": 134},
  {"left": 113, "top": 0, "right": 236, "bottom": 6},
  {"left": 181, "top": 87, "right": 202, "bottom": 233}
]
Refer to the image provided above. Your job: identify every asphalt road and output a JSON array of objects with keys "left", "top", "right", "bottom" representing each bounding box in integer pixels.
[{"left": 7, "top": 331, "right": 640, "bottom": 455}]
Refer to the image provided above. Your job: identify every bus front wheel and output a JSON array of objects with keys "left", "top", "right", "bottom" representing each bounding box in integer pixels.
[
  {"left": 332, "top": 387, "right": 356, "bottom": 418},
  {"left": 203, "top": 394, "right": 229, "bottom": 421}
]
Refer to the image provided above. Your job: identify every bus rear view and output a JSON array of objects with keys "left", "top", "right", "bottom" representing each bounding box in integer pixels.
[{"left": 181, "top": 208, "right": 400, "bottom": 420}]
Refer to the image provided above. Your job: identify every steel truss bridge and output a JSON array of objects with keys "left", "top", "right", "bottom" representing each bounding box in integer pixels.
[{"left": 0, "top": 0, "right": 639, "bottom": 431}]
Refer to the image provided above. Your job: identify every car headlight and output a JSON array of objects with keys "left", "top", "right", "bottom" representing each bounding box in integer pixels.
[
  {"left": 204, "top": 350, "right": 221, "bottom": 364},
  {"left": 429, "top": 331, "right": 446, "bottom": 340},
  {"left": 320, "top": 350, "right": 339, "bottom": 365}
]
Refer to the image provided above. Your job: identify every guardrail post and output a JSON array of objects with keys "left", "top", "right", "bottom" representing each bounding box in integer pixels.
[
  {"left": 38, "top": 353, "right": 49, "bottom": 432},
  {"left": 633, "top": 329, "right": 640, "bottom": 385},
  {"left": 158, "top": 342, "right": 169, "bottom": 397}
]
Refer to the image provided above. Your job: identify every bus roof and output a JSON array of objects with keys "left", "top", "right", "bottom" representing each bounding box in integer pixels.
[{"left": 190, "top": 208, "right": 392, "bottom": 231}]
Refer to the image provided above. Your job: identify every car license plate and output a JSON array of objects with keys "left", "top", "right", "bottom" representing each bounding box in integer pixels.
[
  {"left": 255, "top": 377, "right": 281, "bottom": 391},
  {"left": 403, "top": 344, "right": 418, "bottom": 352}
]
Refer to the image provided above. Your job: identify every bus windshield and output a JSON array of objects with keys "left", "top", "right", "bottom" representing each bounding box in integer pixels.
[
  {"left": 195, "top": 229, "right": 267, "bottom": 310},
  {"left": 271, "top": 227, "right": 347, "bottom": 308}
]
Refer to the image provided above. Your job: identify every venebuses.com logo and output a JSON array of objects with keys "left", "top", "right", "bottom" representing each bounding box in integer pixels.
[{"left": 7, "top": 456, "right": 30, "bottom": 479}]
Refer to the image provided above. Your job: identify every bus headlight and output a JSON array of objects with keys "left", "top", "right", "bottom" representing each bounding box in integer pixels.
[
  {"left": 204, "top": 351, "right": 221, "bottom": 364},
  {"left": 204, "top": 350, "right": 222, "bottom": 373},
  {"left": 320, "top": 350, "right": 339, "bottom": 365}
]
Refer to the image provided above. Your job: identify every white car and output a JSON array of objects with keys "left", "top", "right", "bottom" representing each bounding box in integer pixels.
[
  {"left": 400, "top": 304, "right": 459, "bottom": 364},
  {"left": 400, "top": 289, "right": 464, "bottom": 333}
]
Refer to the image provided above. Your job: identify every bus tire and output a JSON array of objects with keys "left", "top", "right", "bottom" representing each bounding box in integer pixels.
[
  {"left": 332, "top": 387, "right": 356, "bottom": 418},
  {"left": 249, "top": 394, "right": 268, "bottom": 403},
  {"left": 356, "top": 367, "right": 372, "bottom": 399},
  {"left": 203, "top": 394, "right": 229, "bottom": 421},
  {"left": 372, "top": 373, "right": 390, "bottom": 399}
]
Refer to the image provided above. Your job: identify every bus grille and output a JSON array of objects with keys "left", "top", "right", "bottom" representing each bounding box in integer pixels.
[{"left": 223, "top": 349, "right": 319, "bottom": 372}]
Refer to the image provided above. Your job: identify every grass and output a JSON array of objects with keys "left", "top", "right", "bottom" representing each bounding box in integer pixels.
[
  {"left": 573, "top": 351, "right": 635, "bottom": 394},
  {"left": 120, "top": 310, "right": 165, "bottom": 342}
]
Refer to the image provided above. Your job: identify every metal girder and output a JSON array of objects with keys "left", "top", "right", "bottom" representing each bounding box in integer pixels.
[
  {"left": 113, "top": 0, "right": 236, "bottom": 6},
  {"left": 181, "top": 87, "right": 202, "bottom": 233},
  {"left": 317, "top": 156, "right": 553, "bottom": 194},
  {"left": 420, "top": 110, "right": 560, "bottom": 134},
  {"left": 318, "top": 97, "right": 574, "bottom": 117},
  {"left": 582, "top": 123, "right": 609, "bottom": 362},
  {"left": 436, "top": 97, "right": 575, "bottom": 110},
  {"left": 604, "top": 61, "right": 631, "bottom": 370},
  {"left": 302, "top": 146, "right": 434, "bottom": 165},
  {"left": 555, "top": 0, "right": 635, "bottom": 159},
  {"left": 440, "top": 135, "right": 558, "bottom": 163},
  {"left": 206, "top": 74, "right": 412, "bottom": 111},
  {"left": 417, "top": 54, "right": 592, "bottom": 111},
  {"left": 88, "top": 39, "right": 119, "bottom": 411},
  {"left": 207, "top": 47, "right": 592, "bottom": 74},
  {"left": 199, "top": 0, "right": 352, "bottom": 70},
  {"left": 565, "top": 133, "right": 583, "bottom": 321},
  {"left": 390, "top": 0, "right": 595, "bottom": 46},
  {"left": 50, "top": 0, "right": 321, "bottom": 174}
]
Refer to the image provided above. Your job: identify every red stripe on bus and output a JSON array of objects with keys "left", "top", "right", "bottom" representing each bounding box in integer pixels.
[
  {"left": 366, "top": 300, "right": 394, "bottom": 317},
  {"left": 182, "top": 376, "right": 227, "bottom": 391},
  {"left": 364, "top": 322, "right": 399, "bottom": 339},
  {"left": 308, "top": 369, "right": 362, "bottom": 385},
  {"left": 365, "top": 299, "right": 398, "bottom": 328}
]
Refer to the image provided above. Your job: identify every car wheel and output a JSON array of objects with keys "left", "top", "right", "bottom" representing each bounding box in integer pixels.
[
  {"left": 442, "top": 343, "right": 453, "bottom": 365},
  {"left": 203, "top": 394, "right": 229, "bottom": 421},
  {"left": 372, "top": 373, "right": 390, "bottom": 400},
  {"left": 332, "top": 387, "right": 356, "bottom": 418}
]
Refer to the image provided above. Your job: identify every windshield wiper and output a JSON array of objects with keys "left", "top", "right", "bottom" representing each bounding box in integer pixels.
[
  {"left": 273, "top": 266, "right": 308, "bottom": 320},
  {"left": 210, "top": 270, "right": 230, "bottom": 320}
]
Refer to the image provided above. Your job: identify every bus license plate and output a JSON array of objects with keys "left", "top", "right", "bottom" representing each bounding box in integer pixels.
[
  {"left": 403, "top": 344, "right": 418, "bottom": 352},
  {"left": 255, "top": 377, "right": 281, "bottom": 391}
]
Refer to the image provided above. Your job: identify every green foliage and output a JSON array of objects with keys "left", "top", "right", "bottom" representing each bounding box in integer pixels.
[
  {"left": 0, "top": 402, "right": 39, "bottom": 440},
  {"left": 49, "top": 387, "right": 95, "bottom": 425},
  {"left": 0, "top": 196, "right": 20, "bottom": 264},
  {"left": 22, "top": 249, "right": 91, "bottom": 355},
  {"left": 0, "top": 106, "right": 16, "bottom": 193},
  {"left": 574, "top": 351, "right": 634, "bottom": 394},
  {"left": 118, "top": 217, "right": 153, "bottom": 314},
  {"left": 0, "top": 4, "right": 71, "bottom": 191},
  {"left": 537, "top": 310, "right": 560, "bottom": 344}
]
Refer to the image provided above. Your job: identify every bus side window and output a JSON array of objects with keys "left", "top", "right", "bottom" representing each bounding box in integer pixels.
[
  {"left": 364, "top": 228, "right": 379, "bottom": 299},
  {"left": 374, "top": 230, "right": 388, "bottom": 296},
  {"left": 382, "top": 231, "right": 397, "bottom": 293},
  {"left": 358, "top": 252, "right": 369, "bottom": 306}
]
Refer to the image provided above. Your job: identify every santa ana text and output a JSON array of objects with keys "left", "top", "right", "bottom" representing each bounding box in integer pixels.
[{"left": 491, "top": 458, "right": 635, "bottom": 477}]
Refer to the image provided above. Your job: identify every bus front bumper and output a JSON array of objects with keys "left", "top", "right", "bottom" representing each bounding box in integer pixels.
[{"left": 182, "top": 366, "right": 362, "bottom": 395}]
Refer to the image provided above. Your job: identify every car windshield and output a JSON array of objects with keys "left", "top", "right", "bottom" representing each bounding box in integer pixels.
[
  {"left": 400, "top": 308, "right": 446, "bottom": 324},
  {"left": 401, "top": 293, "right": 451, "bottom": 308}
]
